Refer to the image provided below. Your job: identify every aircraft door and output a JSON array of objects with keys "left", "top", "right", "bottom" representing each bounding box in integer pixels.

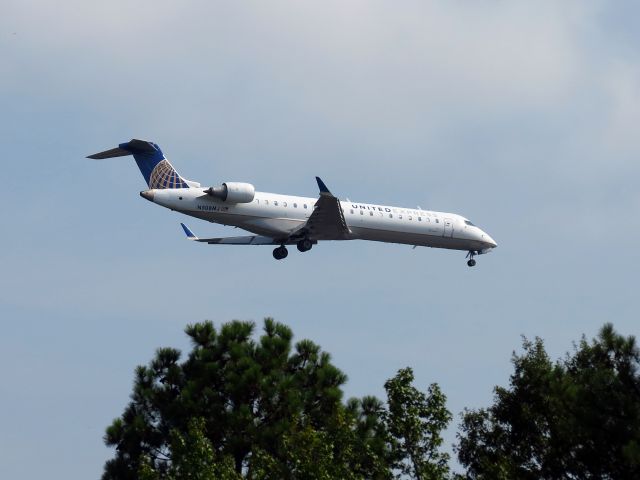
[{"left": 443, "top": 218, "right": 454, "bottom": 237}]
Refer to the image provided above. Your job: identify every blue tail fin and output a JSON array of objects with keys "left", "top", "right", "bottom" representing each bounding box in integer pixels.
[
  {"left": 87, "top": 139, "right": 191, "bottom": 189},
  {"left": 119, "top": 139, "right": 189, "bottom": 189}
]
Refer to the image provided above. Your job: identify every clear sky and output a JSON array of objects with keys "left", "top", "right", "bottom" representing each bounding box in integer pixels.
[{"left": 1, "top": 1, "right": 639, "bottom": 478}]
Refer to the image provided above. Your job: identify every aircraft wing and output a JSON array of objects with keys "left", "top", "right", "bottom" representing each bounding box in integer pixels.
[
  {"left": 180, "top": 177, "right": 350, "bottom": 246},
  {"left": 180, "top": 223, "right": 290, "bottom": 245},
  {"left": 292, "top": 177, "right": 351, "bottom": 241}
]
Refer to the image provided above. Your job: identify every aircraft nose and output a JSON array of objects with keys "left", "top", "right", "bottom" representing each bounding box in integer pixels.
[
  {"left": 140, "top": 190, "right": 155, "bottom": 202},
  {"left": 481, "top": 232, "right": 497, "bottom": 248}
]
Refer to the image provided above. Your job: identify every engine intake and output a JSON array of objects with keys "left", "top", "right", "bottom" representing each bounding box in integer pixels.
[{"left": 205, "top": 182, "right": 255, "bottom": 203}]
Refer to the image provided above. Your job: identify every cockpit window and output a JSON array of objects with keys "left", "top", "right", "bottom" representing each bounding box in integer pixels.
[{"left": 464, "top": 220, "right": 475, "bottom": 226}]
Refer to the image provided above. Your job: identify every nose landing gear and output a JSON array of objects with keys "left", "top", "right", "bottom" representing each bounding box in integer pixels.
[
  {"left": 466, "top": 251, "right": 477, "bottom": 267},
  {"left": 273, "top": 246, "right": 288, "bottom": 260}
]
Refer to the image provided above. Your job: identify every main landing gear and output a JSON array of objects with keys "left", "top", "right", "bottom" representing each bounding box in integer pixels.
[
  {"left": 273, "top": 239, "right": 313, "bottom": 260},
  {"left": 297, "top": 239, "right": 313, "bottom": 252},
  {"left": 273, "top": 246, "right": 288, "bottom": 260},
  {"left": 466, "top": 251, "right": 477, "bottom": 267}
]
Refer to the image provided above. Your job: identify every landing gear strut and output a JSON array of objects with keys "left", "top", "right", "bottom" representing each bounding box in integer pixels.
[
  {"left": 297, "top": 238, "right": 313, "bottom": 252},
  {"left": 273, "top": 245, "right": 288, "bottom": 260},
  {"left": 466, "top": 251, "right": 477, "bottom": 267}
]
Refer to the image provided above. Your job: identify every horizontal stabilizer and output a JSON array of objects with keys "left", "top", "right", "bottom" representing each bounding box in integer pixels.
[
  {"left": 87, "top": 139, "right": 158, "bottom": 159},
  {"left": 87, "top": 147, "right": 131, "bottom": 159},
  {"left": 121, "top": 139, "right": 157, "bottom": 154}
]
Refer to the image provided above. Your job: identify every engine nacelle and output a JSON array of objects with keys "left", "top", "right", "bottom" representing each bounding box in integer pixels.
[{"left": 205, "top": 182, "right": 255, "bottom": 203}]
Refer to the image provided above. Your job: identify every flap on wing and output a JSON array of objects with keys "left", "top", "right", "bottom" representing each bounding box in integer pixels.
[
  {"left": 180, "top": 224, "right": 284, "bottom": 245},
  {"left": 201, "top": 236, "right": 280, "bottom": 245},
  {"left": 292, "top": 177, "right": 350, "bottom": 241}
]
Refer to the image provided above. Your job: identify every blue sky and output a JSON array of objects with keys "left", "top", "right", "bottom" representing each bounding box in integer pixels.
[{"left": 1, "top": 1, "right": 639, "bottom": 477}]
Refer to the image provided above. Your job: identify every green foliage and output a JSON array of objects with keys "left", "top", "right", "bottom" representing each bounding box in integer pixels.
[
  {"left": 103, "top": 319, "right": 452, "bottom": 480},
  {"left": 456, "top": 323, "right": 640, "bottom": 479},
  {"left": 385, "top": 367, "right": 452, "bottom": 480},
  {"left": 347, "top": 396, "right": 393, "bottom": 479},
  {"left": 138, "top": 417, "right": 239, "bottom": 480},
  {"left": 246, "top": 411, "right": 360, "bottom": 480},
  {"left": 103, "top": 319, "right": 349, "bottom": 479}
]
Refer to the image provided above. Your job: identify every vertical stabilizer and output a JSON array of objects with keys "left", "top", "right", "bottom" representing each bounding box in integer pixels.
[{"left": 87, "top": 139, "right": 192, "bottom": 189}]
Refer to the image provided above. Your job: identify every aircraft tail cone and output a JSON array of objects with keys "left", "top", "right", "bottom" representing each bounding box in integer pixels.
[{"left": 140, "top": 190, "right": 154, "bottom": 202}]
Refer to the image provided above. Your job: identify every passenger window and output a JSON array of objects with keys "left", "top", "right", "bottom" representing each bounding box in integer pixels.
[
  {"left": 435, "top": 218, "right": 439, "bottom": 223},
  {"left": 408, "top": 216, "right": 412, "bottom": 221},
  {"left": 399, "top": 215, "right": 403, "bottom": 220},
  {"left": 283, "top": 202, "right": 287, "bottom": 207},
  {"left": 350, "top": 209, "right": 354, "bottom": 214},
  {"left": 274, "top": 201, "right": 279, "bottom": 206},
  {"left": 293, "top": 203, "right": 297, "bottom": 208},
  {"left": 389, "top": 213, "right": 393, "bottom": 218},
  {"left": 418, "top": 217, "right": 422, "bottom": 221},
  {"left": 370, "top": 211, "right": 373, "bottom": 216},
  {"left": 265, "top": 200, "right": 269, "bottom": 205},
  {"left": 304, "top": 204, "right": 308, "bottom": 209},
  {"left": 360, "top": 210, "right": 364, "bottom": 215}
]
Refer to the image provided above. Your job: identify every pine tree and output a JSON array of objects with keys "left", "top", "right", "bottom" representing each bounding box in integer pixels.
[{"left": 103, "top": 319, "right": 452, "bottom": 479}]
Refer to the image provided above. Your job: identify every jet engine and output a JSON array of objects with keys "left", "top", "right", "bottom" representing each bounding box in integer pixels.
[{"left": 205, "top": 182, "right": 255, "bottom": 203}]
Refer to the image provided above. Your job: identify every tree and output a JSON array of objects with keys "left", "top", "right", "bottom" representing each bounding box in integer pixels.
[
  {"left": 247, "top": 410, "right": 361, "bottom": 480},
  {"left": 347, "top": 395, "right": 393, "bottom": 479},
  {"left": 385, "top": 368, "right": 452, "bottom": 480},
  {"left": 103, "top": 319, "right": 452, "bottom": 479},
  {"left": 103, "top": 319, "right": 349, "bottom": 479},
  {"left": 138, "top": 417, "right": 239, "bottom": 480},
  {"left": 456, "top": 323, "right": 640, "bottom": 479}
]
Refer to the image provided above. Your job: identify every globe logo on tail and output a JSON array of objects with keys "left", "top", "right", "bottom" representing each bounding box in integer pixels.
[{"left": 149, "top": 160, "right": 189, "bottom": 189}]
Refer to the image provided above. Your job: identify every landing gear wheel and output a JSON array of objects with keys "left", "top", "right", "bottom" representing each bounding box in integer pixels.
[
  {"left": 466, "top": 250, "right": 477, "bottom": 267},
  {"left": 297, "top": 239, "right": 313, "bottom": 252},
  {"left": 273, "top": 246, "right": 288, "bottom": 260}
]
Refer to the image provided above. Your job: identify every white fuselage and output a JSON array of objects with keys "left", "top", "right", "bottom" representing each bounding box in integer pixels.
[{"left": 148, "top": 188, "right": 497, "bottom": 252}]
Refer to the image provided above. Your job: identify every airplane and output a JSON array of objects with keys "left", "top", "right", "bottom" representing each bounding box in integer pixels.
[{"left": 88, "top": 139, "right": 497, "bottom": 266}]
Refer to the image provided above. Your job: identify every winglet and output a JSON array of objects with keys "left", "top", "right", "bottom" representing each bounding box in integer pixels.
[
  {"left": 316, "top": 176, "right": 331, "bottom": 195},
  {"left": 180, "top": 223, "right": 198, "bottom": 240}
]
